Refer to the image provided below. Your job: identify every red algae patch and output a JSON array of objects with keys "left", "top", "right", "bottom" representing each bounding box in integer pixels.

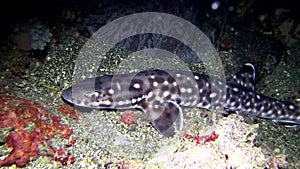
[
  {"left": 2, "top": 130, "right": 40, "bottom": 167},
  {"left": 57, "top": 103, "right": 81, "bottom": 121},
  {"left": 0, "top": 95, "right": 75, "bottom": 167},
  {"left": 183, "top": 131, "right": 218, "bottom": 144}
]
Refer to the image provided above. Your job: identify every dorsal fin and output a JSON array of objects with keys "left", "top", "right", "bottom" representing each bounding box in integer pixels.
[{"left": 230, "top": 63, "right": 256, "bottom": 91}]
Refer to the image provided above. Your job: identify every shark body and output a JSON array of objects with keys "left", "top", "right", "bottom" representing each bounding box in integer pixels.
[{"left": 62, "top": 64, "right": 300, "bottom": 136}]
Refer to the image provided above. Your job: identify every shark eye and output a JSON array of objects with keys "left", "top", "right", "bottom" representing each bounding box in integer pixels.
[{"left": 85, "top": 91, "right": 100, "bottom": 101}]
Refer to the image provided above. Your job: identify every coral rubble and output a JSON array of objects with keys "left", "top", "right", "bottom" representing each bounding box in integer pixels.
[{"left": 147, "top": 114, "right": 267, "bottom": 168}]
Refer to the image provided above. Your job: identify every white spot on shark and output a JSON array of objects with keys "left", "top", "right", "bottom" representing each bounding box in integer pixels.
[
  {"left": 133, "top": 83, "right": 141, "bottom": 89},
  {"left": 186, "top": 88, "right": 192, "bottom": 93},
  {"left": 163, "top": 91, "right": 170, "bottom": 97},
  {"left": 180, "top": 88, "right": 186, "bottom": 93},
  {"left": 108, "top": 89, "right": 114, "bottom": 94},
  {"left": 209, "top": 92, "right": 217, "bottom": 98}
]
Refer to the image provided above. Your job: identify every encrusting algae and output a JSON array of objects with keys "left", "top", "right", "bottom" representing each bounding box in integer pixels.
[{"left": 0, "top": 95, "right": 77, "bottom": 167}]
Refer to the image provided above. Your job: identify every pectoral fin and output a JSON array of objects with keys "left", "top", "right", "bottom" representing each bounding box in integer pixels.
[{"left": 140, "top": 99, "right": 183, "bottom": 137}]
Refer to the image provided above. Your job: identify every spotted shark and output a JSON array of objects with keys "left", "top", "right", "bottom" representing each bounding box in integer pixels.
[{"left": 62, "top": 63, "right": 300, "bottom": 136}]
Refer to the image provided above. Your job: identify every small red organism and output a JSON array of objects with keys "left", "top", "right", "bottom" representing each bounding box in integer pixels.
[
  {"left": 120, "top": 111, "right": 137, "bottom": 126},
  {"left": 70, "top": 139, "right": 76, "bottom": 145},
  {"left": 53, "top": 152, "right": 75, "bottom": 166},
  {"left": 69, "top": 156, "right": 75, "bottom": 164},
  {"left": 0, "top": 94, "right": 75, "bottom": 167},
  {"left": 183, "top": 131, "right": 218, "bottom": 144}
]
